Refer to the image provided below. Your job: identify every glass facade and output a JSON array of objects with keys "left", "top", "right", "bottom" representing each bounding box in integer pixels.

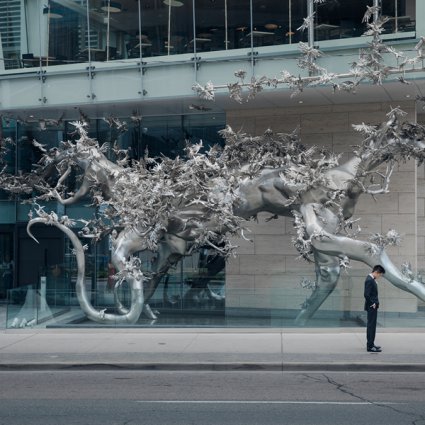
[
  {"left": 0, "top": 0, "right": 422, "bottom": 329},
  {"left": 0, "top": 112, "right": 228, "bottom": 327},
  {"left": 0, "top": 0, "right": 416, "bottom": 71}
]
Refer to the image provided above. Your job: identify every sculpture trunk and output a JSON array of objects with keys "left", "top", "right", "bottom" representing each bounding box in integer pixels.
[
  {"left": 295, "top": 203, "right": 425, "bottom": 324},
  {"left": 27, "top": 218, "right": 144, "bottom": 324}
]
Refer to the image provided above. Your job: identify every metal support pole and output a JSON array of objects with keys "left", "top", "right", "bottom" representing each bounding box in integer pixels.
[{"left": 308, "top": 0, "right": 314, "bottom": 47}]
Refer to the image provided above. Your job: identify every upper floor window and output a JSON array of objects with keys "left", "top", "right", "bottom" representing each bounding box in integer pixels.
[{"left": 0, "top": 0, "right": 417, "bottom": 71}]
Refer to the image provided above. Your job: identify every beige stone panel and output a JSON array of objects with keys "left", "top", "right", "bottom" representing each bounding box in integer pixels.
[
  {"left": 417, "top": 182, "right": 425, "bottom": 198},
  {"left": 417, "top": 217, "right": 425, "bottom": 237},
  {"left": 397, "top": 159, "right": 416, "bottom": 172},
  {"left": 285, "top": 218, "right": 297, "bottom": 235},
  {"left": 238, "top": 293, "right": 271, "bottom": 309},
  {"left": 232, "top": 235, "right": 255, "bottom": 255},
  {"left": 315, "top": 293, "right": 341, "bottom": 311},
  {"left": 380, "top": 282, "right": 416, "bottom": 299},
  {"left": 417, "top": 198, "right": 425, "bottom": 218},
  {"left": 226, "top": 274, "right": 255, "bottom": 291},
  {"left": 270, "top": 295, "right": 304, "bottom": 310},
  {"left": 332, "top": 103, "right": 382, "bottom": 113},
  {"left": 226, "top": 118, "right": 256, "bottom": 134},
  {"left": 380, "top": 298, "right": 417, "bottom": 313},
  {"left": 355, "top": 192, "right": 399, "bottom": 215},
  {"left": 332, "top": 131, "right": 363, "bottom": 149},
  {"left": 348, "top": 110, "right": 389, "bottom": 127},
  {"left": 383, "top": 244, "right": 400, "bottom": 258},
  {"left": 417, "top": 255, "right": 425, "bottom": 270},
  {"left": 381, "top": 214, "right": 415, "bottom": 235},
  {"left": 285, "top": 256, "right": 316, "bottom": 273},
  {"left": 227, "top": 108, "right": 273, "bottom": 118},
  {"left": 254, "top": 234, "right": 298, "bottom": 255},
  {"left": 417, "top": 236, "right": 425, "bottom": 256},
  {"left": 301, "top": 112, "right": 349, "bottom": 134},
  {"left": 225, "top": 293, "right": 240, "bottom": 308},
  {"left": 349, "top": 297, "right": 365, "bottom": 312},
  {"left": 388, "top": 171, "right": 415, "bottom": 193},
  {"left": 380, "top": 100, "right": 415, "bottom": 111},
  {"left": 343, "top": 294, "right": 364, "bottom": 311},
  {"left": 256, "top": 116, "right": 301, "bottom": 133},
  {"left": 226, "top": 256, "right": 240, "bottom": 274},
  {"left": 399, "top": 192, "right": 416, "bottom": 214},
  {"left": 239, "top": 254, "right": 286, "bottom": 275},
  {"left": 417, "top": 164, "right": 425, "bottom": 179},
  {"left": 398, "top": 234, "right": 417, "bottom": 256},
  {"left": 254, "top": 274, "right": 305, "bottom": 292},
  {"left": 294, "top": 105, "right": 334, "bottom": 115},
  {"left": 356, "top": 214, "right": 382, "bottom": 235},
  {"left": 264, "top": 105, "right": 333, "bottom": 116},
  {"left": 243, "top": 214, "right": 287, "bottom": 235},
  {"left": 301, "top": 133, "right": 333, "bottom": 150}
]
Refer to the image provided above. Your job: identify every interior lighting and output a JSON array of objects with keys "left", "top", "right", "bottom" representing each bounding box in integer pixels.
[
  {"left": 264, "top": 23, "right": 278, "bottom": 30},
  {"left": 101, "top": 1, "right": 122, "bottom": 12},
  {"left": 163, "top": 0, "right": 184, "bottom": 6}
]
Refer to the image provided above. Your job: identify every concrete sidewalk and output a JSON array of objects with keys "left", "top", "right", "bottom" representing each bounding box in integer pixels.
[{"left": 1, "top": 327, "right": 425, "bottom": 372}]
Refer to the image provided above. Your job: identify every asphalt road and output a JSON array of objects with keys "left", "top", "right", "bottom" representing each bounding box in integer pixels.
[{"left": 0, "top": 370, "right": 424, "bottom": 425}]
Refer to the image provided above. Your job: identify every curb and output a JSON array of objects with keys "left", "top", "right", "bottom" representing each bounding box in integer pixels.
[{"left": 1, "top": 362, "right": 425, "bottom": 372}]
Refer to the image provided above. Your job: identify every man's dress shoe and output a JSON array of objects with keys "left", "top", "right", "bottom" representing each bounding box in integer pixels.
[{"left": 367, "top": 346, "right": 382, "bottom": 352}]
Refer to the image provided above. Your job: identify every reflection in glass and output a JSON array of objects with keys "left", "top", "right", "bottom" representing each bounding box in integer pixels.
[
  {"left": 0, "top": 0, "right": 416, "bottom": 71},
  {"left": 381, "top": 0, "right": 416, "bottom": 34},
  {"left": 195, "top": 0, "right": 251, "bottom": 52},
  {"left": 252, "top": 0, "right": 307, "bottom": 48},
  {"left": 314, "top": 0, "right": 415, "bottom": 42},
  {"left": 0, "top": 0, "right": 23, "bottom": 70},
  {"left": 0, "top": 231, "right": 14, "bottom": 299}
]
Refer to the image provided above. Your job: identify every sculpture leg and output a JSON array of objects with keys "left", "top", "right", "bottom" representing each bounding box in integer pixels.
[
  {"left": 28, "top": 218, "right": 144, "bottom": 324},
  {"left": 301, "top": 203, "right": 425, "bottom": 303},
  {"left": 144, "top": 233, "right": 187, "bottom": 302},
  {"left": 111, "top": 227, "right": 148, "bottom": 319},
  {"left": 294, "top": 252, "right": 340, "bottom": 325}
]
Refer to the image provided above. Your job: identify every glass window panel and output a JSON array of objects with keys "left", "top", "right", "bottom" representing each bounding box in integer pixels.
[
  {"left": 0, "top": 0, "right": 22, "bottom": 70},
  {"left": 381, "top": 0, "right": 415, "bottom": 34},
  {"left": 0, "top": 230, "right": 14, "bottom": 299},
  {"left": 315, "top": 0, "right": 369, "bottom": 41},
  {"left": 195, "top": 0, "right": 251, "bottom": 52},
  {"left": 17, "top": 121, "right": 64, "bottom": 173},
  {"left": 43, "top": 0, "right": 139, "bottom": 65},
  {"left": 252, "top": 0, "right": 308, "bottom": 48},
  {"left": 139, "top": 0, "right": 193, "bottom": 57}
]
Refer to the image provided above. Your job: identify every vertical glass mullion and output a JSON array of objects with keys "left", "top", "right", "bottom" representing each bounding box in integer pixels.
[
  {"left": 192, "top": 0, "right": 198, "bottom": 81},
  {"left": 308, "top": 0, "right": 314, "bottom": 47},
  {"left": 249, "top": 0, "right": 254, "bottom": 75}
]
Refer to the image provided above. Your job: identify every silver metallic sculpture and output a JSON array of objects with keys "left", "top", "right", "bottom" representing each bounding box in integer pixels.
[
  {"left": 2, "top": 4, "right": 425, "bottom": 325},
  {"left": 14, "top": 108, "right": 425, "bottom": 326}
]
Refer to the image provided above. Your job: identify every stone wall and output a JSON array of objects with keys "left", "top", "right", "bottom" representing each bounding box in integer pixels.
[{"left": 225, "top": 101, "right": 419, "bottom": 318}]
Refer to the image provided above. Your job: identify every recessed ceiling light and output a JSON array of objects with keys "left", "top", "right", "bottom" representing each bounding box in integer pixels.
[
  {"left": 101, "top": 1, "right": 122, "bottom": 13},
  {"left": 163, "top": 0, "right": 184, "bottom": 7},
  {"left": 265, "top": 23, "right": 278, "bottom": 30}
]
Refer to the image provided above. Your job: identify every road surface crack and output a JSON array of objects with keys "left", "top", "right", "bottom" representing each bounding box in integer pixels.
[{"left": 322, "top": 374, "right": 425, "bottom": 425}]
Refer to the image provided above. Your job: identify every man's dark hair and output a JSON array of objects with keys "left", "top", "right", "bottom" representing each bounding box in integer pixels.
[{"left": 372, "top": 265, "right": 385, "bottom": 274}]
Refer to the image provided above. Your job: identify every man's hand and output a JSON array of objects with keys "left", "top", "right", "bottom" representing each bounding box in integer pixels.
[{"left": 370, "top": 303, "right": 376, "bottom": 309}]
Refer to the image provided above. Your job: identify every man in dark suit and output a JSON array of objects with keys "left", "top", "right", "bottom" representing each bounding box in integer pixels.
[{"left": 364, "top": 265, "right": 385, "bottom": 352}]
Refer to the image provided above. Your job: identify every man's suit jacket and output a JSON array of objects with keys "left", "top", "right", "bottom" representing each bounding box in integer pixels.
[{"left": 364, "top": 275, "right": 379, "bottom": 311}]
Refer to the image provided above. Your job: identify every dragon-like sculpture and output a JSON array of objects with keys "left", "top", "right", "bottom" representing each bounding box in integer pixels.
[
  {"left": 11, "top": 107, "right": 425, "bottom": 325},
  {"left": 3, "top": 4, "right": 425, "bottom": 325}
]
